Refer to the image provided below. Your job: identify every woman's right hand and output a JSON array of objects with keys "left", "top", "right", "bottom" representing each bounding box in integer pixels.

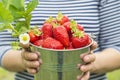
[
  {"left": 21, "top": 49, "right": 42, "bottom": 74},
  {"left": 20, "top": 43, "right": 42, "bottom": 74}
]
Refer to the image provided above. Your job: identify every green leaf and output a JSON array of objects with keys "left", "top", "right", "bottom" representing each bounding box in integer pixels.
[
  {"left": 2, "top": 0, "right": 25, "bottom": 10},
  {"left": 1, "top": 0, "right": 11, "bottom": 9},
  {"left": 25, "top": 0, "right": 38, "bottom": 15},
  {"left": 9, "top": 0, "right": 25, "bottom": 20},
  {"left": 19, "top": 26, "right": 29, "bottom": 34},
  {"left": 25, "top": 14, "right": 32, "bottom": 29},
  {"left": 11, "top": 41, "right": 21, "bottom": 50},
  {"left": 9, "top": 6, "right": 25, "bottom": 20},
  {"left": 2, "top": 0, "right": 25, "bottom": 20},
  {"left": 0, "top": 23, "right": 14, "bottom": 32},
  {"left": 15, "top": 21, "right": 29, "bottom": 33},
  {"left": 10, "top": 0, "right": 25, "bottom": 10},
  {"left": 0, "top": 24, "right": 6, "bottom": 31},
  {"left": 0, "top": 2, "right": 13, "bottom": 23}
]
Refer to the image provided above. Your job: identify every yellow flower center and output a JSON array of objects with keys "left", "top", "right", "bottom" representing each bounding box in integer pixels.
[{"left": 22, "top": 36, "right": 28, "bottom": 41}]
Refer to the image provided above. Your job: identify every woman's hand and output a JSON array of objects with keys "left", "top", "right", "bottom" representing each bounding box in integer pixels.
[
  {"left": 77, "top": 41, "right": 97, "bottom": 80},
  {"left": 21, "top": 50, "right": 42, "bottom": 74},
  {"left": 20, "top": 43, "right": 42, "bottom": 74}
]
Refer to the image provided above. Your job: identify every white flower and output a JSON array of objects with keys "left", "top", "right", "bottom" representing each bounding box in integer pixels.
[{"left": 19, "top": 33, "right": 30, "bottom": 44}]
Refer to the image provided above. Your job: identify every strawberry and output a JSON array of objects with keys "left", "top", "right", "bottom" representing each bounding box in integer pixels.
[
  {"left": 28, "top": 28, "right": 42, "bottom": 43},
  {"left": 53, "top": 25, "right": 70, "bottom": 47},
  {"left": 42, "top": 23, "right": 53, "bottom": 39},
  {"left": 71, "top": 32, "right": 90, "bottom": 48},
  {"left": 66, "top": 42, "right": 74, "bottom": 49},
  {"left": 56, "top": 12, "right": 69, "bottom": 25},
  {"left": 33, "top": 39, "right": 43, "bottom": 46},
  {"left": 63, "top": 20, "right": 84, "bottom": 32},
  {"left": 63, "top": 21, "right": 71, "bottom": 33},
  {"left": 63, "top": 20, "right": 84, "bottom": 42},
  {"left": 28, "top": 31, "right": 39, "bottom": 43},
  {"left": 42, "top": 37, "right": 64, "bottom": 49},
  {"left": 42, "top": 16, "right": 58, "bottom": 39},
  {"left": 77, "top": 24, "right": 84, "bottom": 31},
  {"left": 63, "top": 21, "right": 73, "bottom": 41},
  {"left": 69, "top": 20, "right": 90, "bottom": 48}
]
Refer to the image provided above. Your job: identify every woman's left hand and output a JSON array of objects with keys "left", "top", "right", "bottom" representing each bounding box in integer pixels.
[{"left": 77, "top": 41, "right": 97, "bottom": 80}]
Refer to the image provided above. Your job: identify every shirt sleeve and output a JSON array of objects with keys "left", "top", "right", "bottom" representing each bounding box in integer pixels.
[
  {"left": 0, "top": 46, "right": 12, "bottom": 66},
  {"left": 0, "top": 31, "right": 17, "bottom": 66},
  {"left": 99, "top": 0, "right": 120, "bottom": 52}
]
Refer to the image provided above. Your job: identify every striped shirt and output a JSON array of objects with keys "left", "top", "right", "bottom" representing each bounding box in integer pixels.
[{"left": 0, "top": 0, "right": 120, "bottom": 80}]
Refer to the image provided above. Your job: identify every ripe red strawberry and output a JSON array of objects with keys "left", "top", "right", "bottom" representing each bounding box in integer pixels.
[
  {"left": 63, "top": 21, "right": 71, "bottom": 33},
  {"left": 28, "top": 31, "right": 39, "bottom": 43},
  {"left": 63, "top": 21, "right": 73, "bottom": 41},
  {"left": 66, "top": 42, "right": 74, "bottom": 49},
  {"left": 53, "top": 25, "right": 70, "bottom": 47},
  {"left": 77, "top": 24, "right": 84, "bottom": 31},
  {"left": 28, "top": 28, "right": 42, "bottom": 43},
  {"left": 33, "top": 39, "right": 43, "bottom": 46},
  {"left": 42, "top": 22, "right": 53, "bottom": 39},
  {"left": 69, "top": 20, "right": 90, "bottom": 48},
  {"left": 42, "top": 37, "right": 64, "bottom": 49},
  {"left": 63, "top": 20, "right": 84, "bottom": 42},
  {"left": 56, "top": 12, "right": 69, "bottom": 25},
  {"left": 63, "top": 21, "right": 84, "bottom": 33},
  {"left": 71, "top": 32, "right": 90, "bottom": 48}
]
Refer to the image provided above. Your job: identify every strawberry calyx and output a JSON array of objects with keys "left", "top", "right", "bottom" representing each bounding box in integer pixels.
[
  {"left": 45, "top": 16, "right": 56, "bottom": 23},
  {"left": 56, "top": 11, "right": 63, "bottom": 21},
  {"left": 52, "top": 22, "right": 59, "bottom": 29},
  {"left": 30, "top": 27, "right": 42, "bottom": 36},
  {"left": 70, "top": 20, "right": 84, "bottom": 38},
  {"left": 73, "top": 30, "right": 84, "bottom": 38}
]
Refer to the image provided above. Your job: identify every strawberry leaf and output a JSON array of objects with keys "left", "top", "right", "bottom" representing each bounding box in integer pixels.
[
  {"left": 25, "top": 0, "right": 38, "bottom": 15},
  {"left": 0, "top": 0, "right": 38, "bottom": 36},
  {"left": 0, "top": 2, "right": 13, "bottom": 23}
]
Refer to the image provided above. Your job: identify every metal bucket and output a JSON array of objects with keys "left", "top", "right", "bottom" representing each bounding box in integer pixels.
[{"left": 31, "top": 39, "right": 93, "bottom": 80}]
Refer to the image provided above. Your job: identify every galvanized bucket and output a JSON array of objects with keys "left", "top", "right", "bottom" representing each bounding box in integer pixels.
[{"left": 31, "top": 38, "right": 93, "bottom": 80}]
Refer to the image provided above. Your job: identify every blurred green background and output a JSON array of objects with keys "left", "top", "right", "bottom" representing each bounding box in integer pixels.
[{"left": 0, "top": 68, "right": 120, "bottom": 80}]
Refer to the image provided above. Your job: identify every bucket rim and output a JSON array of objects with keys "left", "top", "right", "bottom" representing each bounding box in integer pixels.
[{"left": 30, "top": 37, "right": 93, "bottom": 52}]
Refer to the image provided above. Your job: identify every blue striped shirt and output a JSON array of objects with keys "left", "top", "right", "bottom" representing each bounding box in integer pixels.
[{"left": 0, "top": 0, "right": 120, "bottom": 80}]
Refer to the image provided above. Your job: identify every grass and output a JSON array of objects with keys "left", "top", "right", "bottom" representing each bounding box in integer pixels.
[
  {"left": 107, "top": 69, "right": 120, "bottom": 80},
  {"left": 0, "top": 68, "right": 120, "bottom": 80},
  {"left": 0, "top": 68, "right": 14, "bottom": 80}
]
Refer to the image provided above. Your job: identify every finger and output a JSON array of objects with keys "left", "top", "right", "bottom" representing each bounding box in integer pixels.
[
  {"left": 39, "top": 59, "right": 42, "bottom": 64},
  {"left": 90, "top": 41, "right": 98, "bottom": 50},
  {"left": 77, "top": 75, "right": 82, "bottom": 80},
  {"left": 21, "top": 51, "right": 39, "bottom": 61},
  {"left": 24, "top": 60, "right": 40, "bottom": 68},
  {"left": 80, "top": 53, "right": 89, "bottom": 60},
  {"left": 77, "top": 64, "right": 82, "bottom": 69},
  {"left": 80, "top": 63, "right": 94, "bottom": 72},
  {"left": 82, "top": 53, "right": 95, "bottom": 63},
  {"left": 26, "top": 68, "right": 39, "bottom": 74},
  {"left": 80, "top": 71, "right": 90, "bottom": 80}
]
